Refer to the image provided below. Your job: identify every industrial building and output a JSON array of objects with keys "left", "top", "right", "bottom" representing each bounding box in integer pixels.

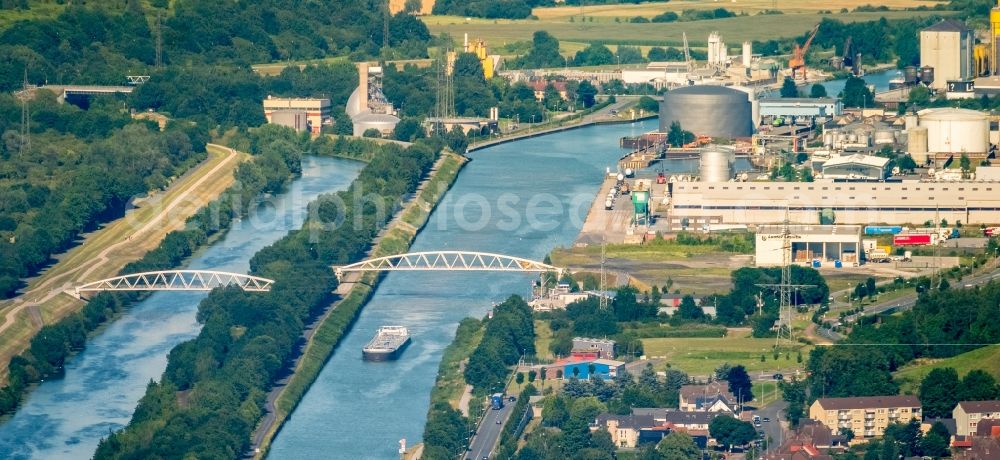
[
  {"left": 262, "top": 97, "right": 330, "bottom": 134},
  {"left": 907, "top": 108, "right": 990, "bottom": 166},
  {"left": 754, "top": 225, "right": 862, "bottom": 267},
  {"left": 659, "top": 85, "right": 754, "bottom": 138},
  {"left": 346, "top": 63, "right": 400, "bottom": 137},
  {"left": 667, "top": 180, "right": 1000, "bottom": 229},
  {"left": 819, "top": 154, "right": 889, "bottom": 180},
  {"left": 920, "top": 19, "right": 974, "bottom": 90},
  {"left": 759, "top": 98, "right": 842, "bottom": 121}
]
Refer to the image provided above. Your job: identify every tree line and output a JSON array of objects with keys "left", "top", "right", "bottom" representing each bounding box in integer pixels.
[
  {"left": 93, "top": 130, "right": 439, "bottom": 458},
  {"left": 463, "top": 295, "right": 536, "bottom": 393}
]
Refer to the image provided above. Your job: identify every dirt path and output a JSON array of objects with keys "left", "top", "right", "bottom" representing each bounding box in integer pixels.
[{"left": 0, "top": 145, "right": 242, "bottom": 377}]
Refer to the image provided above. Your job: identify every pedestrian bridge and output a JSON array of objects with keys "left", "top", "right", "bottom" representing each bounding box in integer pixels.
[
  {"left": 74, "top": 270, "right": 274, "bottom": 297},
  {"left": 334, "top": 251, "right": 563, "bottom": 281}
]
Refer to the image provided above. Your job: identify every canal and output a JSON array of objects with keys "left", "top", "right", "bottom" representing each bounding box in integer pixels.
[
  {"left": 267, "top": 119, "right": 658, "bottom": 459},
  {"left": 0, "top": 156, "right": 364, "bottom": 460}
]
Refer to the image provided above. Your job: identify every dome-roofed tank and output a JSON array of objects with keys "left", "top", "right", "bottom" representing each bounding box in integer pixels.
[
  {"left": 351, "top": 112, "right": 400, "bottom": 137},
  {"left": 917, "top": 108, "right": 988, "bottom": 156},
  {"left": 660, "top": 85, "right": 753, "bottom": 138}
]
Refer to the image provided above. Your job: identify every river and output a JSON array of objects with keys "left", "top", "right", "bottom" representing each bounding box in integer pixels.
[
  {"left": 267, "top": 119, "right": 658, "bottom": 459},
  {"left": 0, "top": 156, "right": 364, "bottom": 459}
]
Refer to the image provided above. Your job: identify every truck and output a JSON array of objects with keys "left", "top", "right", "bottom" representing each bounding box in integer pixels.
[
  {"left": 864, "top": 225, "right": 903, "bottom": 235},
  {"left": 985, "top": 227, "right": 1000, "bottom": 237},
  {"left": 893, "top": 234, "right": 934, "bottom": 246},
  {"left": 491, "top": 393, "right": 504, "bottom": 410},
  {"left": 866, "top": 248, "right": 891, "bottom": 263}
]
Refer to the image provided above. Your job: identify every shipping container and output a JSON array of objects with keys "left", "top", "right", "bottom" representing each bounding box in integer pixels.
[
  {"left": 864, "top": 226, "right": 903, "bottom": 235},
  {"left": 894, "top": 234, "right": 933, "bottom": 246}
]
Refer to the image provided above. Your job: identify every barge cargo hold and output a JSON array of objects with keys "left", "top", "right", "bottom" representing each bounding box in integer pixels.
[{"left": 362, "top": 326, "right": 411, "bottom": 361}]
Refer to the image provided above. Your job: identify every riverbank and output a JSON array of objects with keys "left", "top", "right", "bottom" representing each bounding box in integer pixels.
[
  {"left": 0, "top": 144, "right": 245, "bottom": 383},
  {"left": 252, "top": 150, "right": 468, "bottom": 458}
]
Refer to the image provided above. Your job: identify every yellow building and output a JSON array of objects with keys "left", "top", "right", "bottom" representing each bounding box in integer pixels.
[
  {"left": 447, "top": 35, "right": 501, "bottom": 79},
  {"left": 809, "top": 396, "right": 922, "bottom": 441}
]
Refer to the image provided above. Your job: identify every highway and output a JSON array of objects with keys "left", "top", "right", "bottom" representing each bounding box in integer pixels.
[{"left": 466, "top": 402, "right": 514, "bottom": 460}]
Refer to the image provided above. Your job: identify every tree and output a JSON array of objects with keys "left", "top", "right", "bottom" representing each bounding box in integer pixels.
[
  {"left": 516, "top": 372, "right": 525, "bottom": 384},
  {"left": 709, "top": 415, "right": 757, "bottom": 450},
  {"left": 362, "top": 128, "right": 381, "bottom": 138},
  {"left": 920, "top": 421, "right": 951, "bottom": 458},
  {"left": 576, "top": 80, "right": 598, "bottom": 108},
  {"left": 839, "top": 427, "right": 855, "bottom": 443},
  {"left": 404, "top": 0, "right": 422, "bottom": 13},
  {"left": 574, "top": 44, "right": 615, "bottom": 66},
  {"left": 780, "top": 77, "right": 798, "bottom": 98},
  {"left": 393, "top": 118, "right": 426, "bottom": 142},
  {"left": 959, "top": 369, "right": 999, "bottom": 401},
  {"left": 907, "top": 85, "right": 931, "bottom": 106},
  {"left": 667, "top": 121, "right": 694, "bottom": 147},
  {"left": 677, "top": 295, "right": 703, "bottom": 321},
  {"left": 528, "top": 370, "right": 537, "bottom": 383},
  {"left": 809, "top": 83, "right": 828, "bottom": 98},
  {"left": 726, "top": 365, "right": 754, "bottom": 403},
  {"left": 865, "top": 277, "right": 877, "bottom": 299},
  {"left": 521, "top": 31, "right": 565, "bottom": 69},
  {"left": 920, "top": 367, "right": 961, "bottom": 418},
  {"left": 841, "top": 76, "right": 874, "bottom": 108},
  {"left": 656, "top": 431, "right": 700, "bottom": 460},
  {"left": 960, "top": 154, "right": 972, "bottom": 176},
  {"left": 636, "top": 96, "right": 659, "bottom": 113},
  {"left": 898, "top": 154, "right": 918, "bottom": 171}
]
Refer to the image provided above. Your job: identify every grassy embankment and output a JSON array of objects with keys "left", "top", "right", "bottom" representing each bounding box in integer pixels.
[
  {"left": 642, "top": 329, "right": 811, "bottom": 378},
  {"left": 256, "top": 150, "right": 467, "bottom": 457},
  {"left": 425, "top": 7, "right": 945, "bottom": 56},
  {"left": 893, "top": 344, "right": 1000, "bottom": 394},
  {"left": 0, "top": 145, "right": 244, "bottom": 381}
]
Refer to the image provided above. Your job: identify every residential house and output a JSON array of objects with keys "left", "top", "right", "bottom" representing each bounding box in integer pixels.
[
  {"left": 808, "top": 395, "right": 922, "bottom": 441},
  {"left": 954, "top": 400, "right": 1000, "bottom": 436},
  {"left": 763, "top": 419, "right": 847, "bottom": 460},
  {"left": 591, "top": 414, "right": 661, "bottom": 448},
  {"left": 572, "top": 337, "right": 616, "bottom": 359},
  {"left": 631, "top": 408, "right": 724, "bottom": 432},
  {"left": 530, "top": 80, "right": 568, "bottom": 101},
  {"left": 679, "top": 381, "right": 739, "bottom": 413}
]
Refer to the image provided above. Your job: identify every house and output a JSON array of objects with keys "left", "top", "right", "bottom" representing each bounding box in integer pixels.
[
  {"left": 591, "top": 413, "right": 660, "bottom": 448},
  {"left": 808, "top": 395, "right": 922, "bottom": 441},
  {"left": 954, "top": 400, "right": 1000, "bottom": 436},
  {"left": 679, "top": 381, "right": 738, "bottom": 412},
  {"left": 530, "top": 80, "right": 569, "bottom": 101},
  {"left": 631, "top": 408, "right": 724, "bottom": 431},
  {"left": 953, "top": 437, "right": 1000, "bottom": 460},
  {"left": 762, "top": 420, "right": 847, "bottom": 460},
  {"left": 571, "top": 337, "right": 616, "bottom": 359}
]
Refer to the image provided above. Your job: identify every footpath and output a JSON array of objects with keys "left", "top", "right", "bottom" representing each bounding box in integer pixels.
[{"left": 249, "top": 150, "right": 468, "bottom": 458}]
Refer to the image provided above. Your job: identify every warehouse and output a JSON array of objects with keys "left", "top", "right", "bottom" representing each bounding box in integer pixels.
[
  {"left": 759, "top": 98, "right": 842, "bottom": 119},
  {"left": 819, "top": 154, "right": 889, "bottom": 180},
  {"left": 755, "top": 225, "right": 863, "bottom": 267},
  {"left": 667, "top": 180, "right": 1000, "bottom": 229}
]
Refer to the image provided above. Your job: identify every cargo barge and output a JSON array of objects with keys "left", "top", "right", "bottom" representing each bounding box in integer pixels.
[{"left": 362, "top": 326, "right": 411, "bottom": 361}]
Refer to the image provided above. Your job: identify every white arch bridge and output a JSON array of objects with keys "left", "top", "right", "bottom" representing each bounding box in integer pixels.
[
  {"left": 334, "top": 251, "right": 563, "bottom": 281},
  {"left": 74, "top": 270, "right": 274, "bottom": 297}
]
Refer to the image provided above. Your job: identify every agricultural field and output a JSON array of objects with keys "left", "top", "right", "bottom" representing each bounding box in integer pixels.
[
  {"left": 424, "top": 9, "right": 948, "bottom": 54},
  {"left": 893, "top": 344, "right": 1000, "bottom": 394},
  {"left": 641, "top": 328, "right": 811, "bottom": 378},
  {"left": 532, "top": 0, "right": 946, "bottom": 20}
]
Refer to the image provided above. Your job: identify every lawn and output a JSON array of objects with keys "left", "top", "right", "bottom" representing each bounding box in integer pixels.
[
  {"left": 642, "top": 329, "right": 811, "bottom": 378},
  {"left": 425, "top": 10, "right": 947, "bottom": 52},
  {"left": 893, "top": 344, "right": 1000, "bottom": 394}
]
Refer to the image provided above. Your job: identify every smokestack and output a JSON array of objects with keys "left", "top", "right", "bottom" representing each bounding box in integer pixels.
[
  {"left": 464, "top": 33, "right": 469, "bottom": 52},
  {"left": 742, "top": 41, "right": 752, "bottom": 68},
  {"left": 357, "top": 63, "right": 369, "bottom": 112}
]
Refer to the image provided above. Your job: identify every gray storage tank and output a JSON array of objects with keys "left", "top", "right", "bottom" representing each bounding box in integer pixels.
[{"left": 659, "top": 85, "right": 753, "bottom": 138}]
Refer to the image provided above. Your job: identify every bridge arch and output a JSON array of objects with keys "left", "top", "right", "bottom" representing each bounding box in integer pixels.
[
  {"left": 334, "top": 251, "right": 563, "bottom": 281},
  {"left": 75, "top": 270, "right": 274, "bottom": 297}
]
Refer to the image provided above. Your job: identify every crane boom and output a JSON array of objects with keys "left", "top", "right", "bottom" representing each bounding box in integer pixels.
[
  {"left": 789, "top": 24, "right": 820, "bottom": 79},
  {"left": 683, "top": 32, "right": 692, "bottom": 71}
]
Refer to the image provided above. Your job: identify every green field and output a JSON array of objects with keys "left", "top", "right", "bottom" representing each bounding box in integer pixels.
[
  {"left": 893, "top": 344, "right": 1000, "bottom": 394},
  {"left": 642, "top": 329, "right": 811, "bottom": 378},
  {"left": 425, "top": 10, "right": 948, "bottom": 53}
]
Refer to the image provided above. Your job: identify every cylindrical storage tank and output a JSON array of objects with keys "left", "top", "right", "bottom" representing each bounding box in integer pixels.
[
  {"left": 660, "top": 85, "right": 753, "bottom": 138},
  {"left": 917, "top": 108, "right": 989, "bottom": 157},
  {"left": 920, "top": 66, "right": 935, "bottom": 86},
  {"left": 904, "top": 114, "right": 918, "bottom": 130},
  {"left": 874, "top": 130, "right": 895, "bottom": 145},
  {"left": 699, "top": 147, "right": 734, "bottom": 182},
  {"left": 904, "top": 66, "right": 918, "bottom": 84},
  {"left": 907, "top": 126, "right": 929, "bottom": 165},
  {"left": 823, "top": 132, "right": 834, "bottom": 146}
]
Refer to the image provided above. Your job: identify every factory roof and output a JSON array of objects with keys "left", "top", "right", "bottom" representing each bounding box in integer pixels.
[
  {"left": 822, "top": 154, "right": 890, "bottom": 169},
  {"left": 760, "top": 98, "right": 838, "bottom": 104},
  {"left": 922, "top": 19, "right": 969, "bottom": 33},
  {"left": 757, "top": 225, "right": 863, "bottom": 236}
]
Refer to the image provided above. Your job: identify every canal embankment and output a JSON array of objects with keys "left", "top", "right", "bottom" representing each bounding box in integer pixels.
[{"left": 252, "top": 150, "right": 468, "bottom": 458}]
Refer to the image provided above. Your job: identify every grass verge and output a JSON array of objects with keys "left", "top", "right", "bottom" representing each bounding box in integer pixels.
[
  {"left": 643, "top": 329, "right": 810, "bottom": 377},
  {"left": 893, "top": 344, "right": 1000, "bottom": 394}
]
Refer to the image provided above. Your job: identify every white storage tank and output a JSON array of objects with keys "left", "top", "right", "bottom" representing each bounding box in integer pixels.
[
  {"left": 874, "top": 130, "right": 895, "bottom": 145},
  {"left": 918, "top": 108, "right": 989, "bottom": 156},
  {"left": 699, "top": 146, "right": 734, "bottom": 182}
]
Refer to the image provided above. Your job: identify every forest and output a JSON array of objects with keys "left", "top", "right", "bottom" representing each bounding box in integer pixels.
[{"left": 93, "top": 129, "right": 439, "bottom": 459}]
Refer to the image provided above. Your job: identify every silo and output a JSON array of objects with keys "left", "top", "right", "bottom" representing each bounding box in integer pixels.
[
  {"left": 823, "top": 132, "right": 834, "bottom": 146},
  {"left": 660, "top": 85, "right": 754, "bottom": 138},
  {"left": 907, "top": 126, "right": 929, "bottom": 165},
  {"left": 917, "top": 108, "right": 989, "bottom": 158},
  {"left": 903, "top": 66, "right": 918, "bottom": 84},
  {"left": 920, "top": 66, "right": 935, "bottom": 86},
  {"left": 874, "top": 130, "right": 895, "bottom": 145},
  {"left": 699, "top": 147, "right": 734, "bottom": 182}
]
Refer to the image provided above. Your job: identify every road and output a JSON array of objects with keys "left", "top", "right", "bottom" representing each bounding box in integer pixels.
[
  {"left": 466, "top": 403, "right": 514, "bottom": 460},
  {"left": 755, "top": 400, "right": 788, "bottom": 452}
]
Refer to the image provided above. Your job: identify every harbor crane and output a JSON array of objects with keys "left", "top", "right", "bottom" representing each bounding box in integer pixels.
[{"left": 789, "top": 24, "right": 820, "bottom": 80}]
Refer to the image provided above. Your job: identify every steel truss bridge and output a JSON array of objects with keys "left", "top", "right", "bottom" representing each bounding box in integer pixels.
[
  {"left": 75, "top": 270, "right": 274, "bottom": 297},
  {"left": 334, "top": 251, "right": 563, "bottom": 281}
]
